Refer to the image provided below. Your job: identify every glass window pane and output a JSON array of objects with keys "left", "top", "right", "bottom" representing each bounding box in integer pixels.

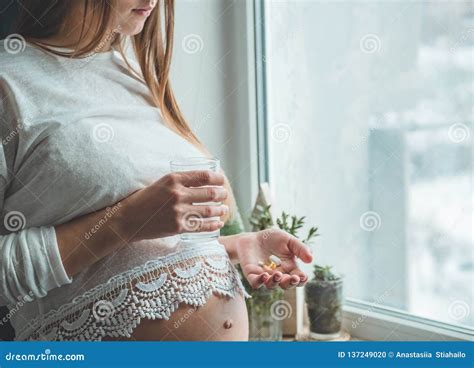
[{"left": 264, "top": 0, "right": 473, "bottom": 328}]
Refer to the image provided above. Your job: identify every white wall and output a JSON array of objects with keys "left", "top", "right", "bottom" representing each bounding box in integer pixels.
[{"left": 171, "top": 0, "right": 258, "bottom": 223}]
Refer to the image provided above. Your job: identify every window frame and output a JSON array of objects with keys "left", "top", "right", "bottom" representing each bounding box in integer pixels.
[
  {"left": 254, "top": 0, "right": 269, "bottom": 184},
  {"left": 252, "top": 0, "right": 474, "bottom": 341}
]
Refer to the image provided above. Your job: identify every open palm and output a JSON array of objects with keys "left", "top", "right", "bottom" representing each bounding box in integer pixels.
[{"left": 236, "top": 229, "right": 313, "bottom": 290}]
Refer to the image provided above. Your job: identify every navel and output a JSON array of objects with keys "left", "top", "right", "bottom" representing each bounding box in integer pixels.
[{"left": 223, "top": 319, "right": 233, "bottom": 329}]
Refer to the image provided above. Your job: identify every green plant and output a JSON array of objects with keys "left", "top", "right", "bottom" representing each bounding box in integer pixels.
[
  {"left": 249, "top": 204, "right": 274, "bottom": 231},
  {"left": 220, "top": 218, "right": 244, "bottom": 236},
  {"left": 269, "top": 212, "right": 341, "bottom": 283},
  {"left": 306, "top": 264, "right": 343, "bottom": 336},
  {"left": 313, "top": 265, "right": 339, "bottom": 281},
  {"left": 250, "top": 205, "right": 320, "bottom": 243},
  {"left": 275, "top": 211, "right": 319, "bottom": 244}
]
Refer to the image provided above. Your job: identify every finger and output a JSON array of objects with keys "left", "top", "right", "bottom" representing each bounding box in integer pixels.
[
  {"left": 181, "top": 216, "right": 224, "bottom": 233},
  {"left": 287, "top": 236, "right": 313, "bottom": 263},
  {"left": 280, "top": 262, "right": 308, "bottom": 287},
  {"left": 289, "top": 274, "right": 301, "bottom": 287},
  {"left": 182, "top": 204, "right": 229, "bottom": 219},
  {"left": 247, "top": 272, "right": 270, "bottom": 289},
  {"left": 175, "top": 171, "right": 225, "bottom": 188},
  {"left": 278, "top": 274, "right": 294, "bottom": 289},
  {"left": 289, "top": 269, "right": 308, "bottom": 287},
  {"left": 297, "top": 274, "right": 308, "bottom": 287},
  {"left": 185, "top": 186, "right": 228, "bottom": 203},
  {"left": 280, "top": 258, "right": 303, "bottom": 275},
  {"left": 197, "top": 220, "right": 225, "bottom": 233},
  {"left": 289, "top": 268, "right": 307, "bottom": 281},
  {"left": 264, "top": 271, "right": 283, "bottom": 289}
]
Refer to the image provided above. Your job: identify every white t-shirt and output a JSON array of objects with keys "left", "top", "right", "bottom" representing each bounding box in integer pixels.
[{"left": 0, "top": 42, "right": 247, "bottom": 341}]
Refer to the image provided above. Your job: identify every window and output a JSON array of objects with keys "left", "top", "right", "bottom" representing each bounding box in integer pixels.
[{"left": 260, "top": 0, "right": 473, "bottom": 330}]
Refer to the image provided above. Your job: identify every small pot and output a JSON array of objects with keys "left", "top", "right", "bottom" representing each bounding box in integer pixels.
[{"left": 305, "top": 277, "right": 343, "bottom": 339}]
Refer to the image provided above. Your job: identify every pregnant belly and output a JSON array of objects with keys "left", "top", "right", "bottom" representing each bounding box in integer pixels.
[
  {"left": 14, "top": 239, "right": 250, "bottom": 341},
  {"left": 103, "top": 240, "right": 250, "bottom": 341},
  {"left": 100, "top": 240, "right": 250, "bottom": 341},
  {"left": 105, "top": 293, "right": 249, "bottom": 341}
]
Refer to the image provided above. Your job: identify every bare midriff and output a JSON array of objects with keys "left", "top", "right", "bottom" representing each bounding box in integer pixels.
[{"left": 104, "top": 293, "right": 249, "bottom": 341}]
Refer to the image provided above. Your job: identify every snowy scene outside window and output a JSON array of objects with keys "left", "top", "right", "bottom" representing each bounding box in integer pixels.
[{"left": 264, "top": 0, "right": 473, "bottom": 328}]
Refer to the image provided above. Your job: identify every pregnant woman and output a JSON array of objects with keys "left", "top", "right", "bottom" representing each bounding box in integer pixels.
[{"left": 0, "top": 0, "right": 312, "bottom": 341}]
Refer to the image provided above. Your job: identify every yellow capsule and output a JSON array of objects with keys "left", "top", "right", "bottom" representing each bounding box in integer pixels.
[{"left": 263, "top": 265, "right": 273, "bottom": 272}]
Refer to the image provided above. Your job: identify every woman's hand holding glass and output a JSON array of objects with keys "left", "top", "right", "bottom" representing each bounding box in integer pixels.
[{"left": 115, "top": 171, "right": 229, "bottom": 242}]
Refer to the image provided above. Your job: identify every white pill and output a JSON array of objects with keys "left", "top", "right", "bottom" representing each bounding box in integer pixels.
[{"left": 269, "top": 255, "right": 281, "bottom": 266}]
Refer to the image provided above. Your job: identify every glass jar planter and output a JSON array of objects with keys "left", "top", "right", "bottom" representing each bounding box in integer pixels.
[
  {"left": 248, "top": 288, "right": 284, "bottom": 341},
  {"left": 305, "top": 277, "right": 343, "bottom": 339}
]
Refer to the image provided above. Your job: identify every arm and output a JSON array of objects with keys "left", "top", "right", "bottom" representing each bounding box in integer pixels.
[
  {"left": 0, "top": 226, "right": 72, "bottom": 306},
  {"left": 55, "top": 205, "right": 128, "bottom": 279},
  {"left": 57, "top": 171, "right": 230, "bottom": 279},
  {"left": 1, "top": 171, "right": 229, "bottom": 306}
]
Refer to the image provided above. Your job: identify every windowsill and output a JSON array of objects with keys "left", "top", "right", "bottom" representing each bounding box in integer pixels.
[
  {"left": 281, "top": 289, "right": 471, "bottom": 342},
  {"left": 291, "top": 297, "right": 471, "bottom": 342},
  {"left": 342, "top": 299, "right": 474, "bottom": 341},
  {"left": 284, "top": 328, "right": 364, "bottom": 341}
]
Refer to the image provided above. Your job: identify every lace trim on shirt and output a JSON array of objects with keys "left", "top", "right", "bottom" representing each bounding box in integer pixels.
[{"left": 15, "top": 242, "right": 250, "bottom": 341}]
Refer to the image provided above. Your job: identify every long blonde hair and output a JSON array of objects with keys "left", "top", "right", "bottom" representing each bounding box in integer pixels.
[{"left": 15, "top": 0, "right": 237, "bottom": 221}]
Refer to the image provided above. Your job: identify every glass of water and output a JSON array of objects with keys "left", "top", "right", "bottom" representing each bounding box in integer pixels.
[{"left": 170, "top": 157, "right": 222, "bottom": 243}]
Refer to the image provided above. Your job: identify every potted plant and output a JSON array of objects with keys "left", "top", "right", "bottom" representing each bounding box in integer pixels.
[{"left": 305, "top": 264, "right": 343, "bottom": 339}]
